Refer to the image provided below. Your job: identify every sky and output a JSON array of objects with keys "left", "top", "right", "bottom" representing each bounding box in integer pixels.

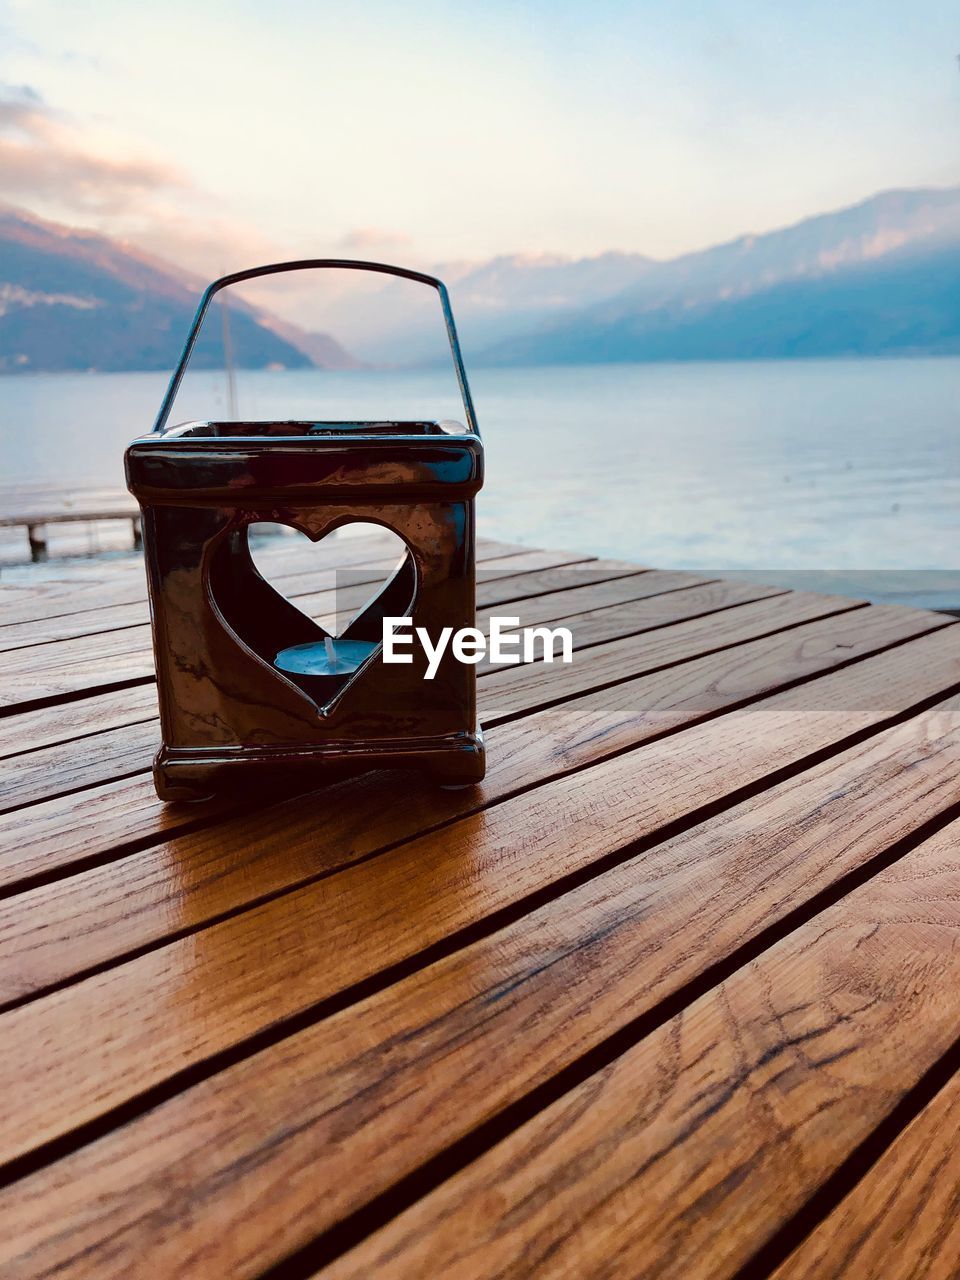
[{"left": 0, "top": 0, "right": 957, "bottom": 281}]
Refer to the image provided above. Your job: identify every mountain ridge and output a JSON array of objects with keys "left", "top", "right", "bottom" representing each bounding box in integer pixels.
[
  {"left": 2, "top": 185, "right": 959, "bottom": 371},
  {"left": 0, "top": 206, "right": 358, "bottom": 373},
  {"left": 469, "top": 185, "right": 960, "bottom": 365}
]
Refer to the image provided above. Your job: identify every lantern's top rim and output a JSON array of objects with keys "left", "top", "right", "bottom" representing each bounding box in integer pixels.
[{"left": 131, "top": 419, "right": 477, "bottom": 445}]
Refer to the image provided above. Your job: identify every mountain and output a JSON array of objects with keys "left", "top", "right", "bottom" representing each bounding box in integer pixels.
[
  {"left": 480, "top": 241, "right": 960, "bottom": 364},
  {"left": 0, "top": 207, "right": 357, "bottom": 373},
  {"left": 475, "top": 187, "right": 960, "bottom": 365},
  {"left": 438, "top": 250, "right": 656, "bottom": 349},
  {"left": 306, "top": 251, "right": 657, "bottom": 364},
  {"left": 4, "top": 186, "right": 959, "bottom": 371},
  {"left": 300, "top": 188, "right": 960, "bottom": 365}
]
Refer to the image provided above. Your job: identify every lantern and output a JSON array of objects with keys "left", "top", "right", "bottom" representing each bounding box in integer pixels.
[{"left": 125, "top": 260, "right": 485, "bottom": 802}]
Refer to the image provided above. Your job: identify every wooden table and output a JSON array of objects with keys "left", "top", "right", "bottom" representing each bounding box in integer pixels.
[{"left": 1, "top": 530, "right": 959, "bottom": 1278}]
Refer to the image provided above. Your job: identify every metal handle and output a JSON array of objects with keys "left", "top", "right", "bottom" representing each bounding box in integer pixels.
[{"left": 151, "top": 259, "right": 480, "bottom": 438}]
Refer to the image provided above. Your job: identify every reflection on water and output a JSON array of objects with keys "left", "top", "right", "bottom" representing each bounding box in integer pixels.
[{"left": 1, "top": 358, "right": 958, "bottom": 605}]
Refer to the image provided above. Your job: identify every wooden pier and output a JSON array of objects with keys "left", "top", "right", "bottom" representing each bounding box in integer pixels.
[
  {"left": 1, "top": 530, "right": 959, "bottom": 1278},
  {"left": 0, "top": 483, "right": 140, "bottom": 562}
]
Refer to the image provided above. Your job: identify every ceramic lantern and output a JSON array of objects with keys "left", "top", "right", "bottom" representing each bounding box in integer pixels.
[{"left": 125, "top": 260, "right": 485, "bottom": 802}]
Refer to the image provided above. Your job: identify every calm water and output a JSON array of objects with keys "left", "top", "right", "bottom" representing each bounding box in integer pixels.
[{"left": 2, "top": 359, "right": 959, "bottom": 603}]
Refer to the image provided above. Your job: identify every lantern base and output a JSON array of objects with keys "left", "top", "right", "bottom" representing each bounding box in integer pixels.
[{"left": 152, "top": 728, "right": 485, "bottom": 803}]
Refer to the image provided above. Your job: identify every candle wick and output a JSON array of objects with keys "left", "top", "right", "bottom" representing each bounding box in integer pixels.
[{"left": 324, "top": 635, "right": 337, "bottom": 672}]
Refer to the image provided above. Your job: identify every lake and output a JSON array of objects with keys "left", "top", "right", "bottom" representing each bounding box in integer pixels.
[{"left": 2, "top": 357, "right": 959, "bottom": 606}]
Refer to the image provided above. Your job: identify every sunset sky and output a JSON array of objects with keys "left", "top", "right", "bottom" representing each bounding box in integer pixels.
[{"left": 0, "top": 0, "right": 957, "bottom": 279}]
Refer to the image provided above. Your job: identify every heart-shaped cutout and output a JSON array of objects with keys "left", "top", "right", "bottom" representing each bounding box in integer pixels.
[
  {"left": 249, "top": 521, "right": 413, "bottom": 638},
  {"left": 208, "top": 519, "right": 416, "bottom": 711}
]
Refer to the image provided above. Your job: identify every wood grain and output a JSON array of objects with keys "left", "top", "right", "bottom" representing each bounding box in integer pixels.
[
  {"left": 0, "top": 685, "right": 158, "bottom": 760},
  {"left": 0, "top": 626, "right": 956, "bottom": 1176},
  {"left": 0, "top": 535, "right": 527, "bottom": 627},
  {"left": 474, "top": 577, "right": 786, "bottom": 674},
  {"left": 771, "top": 1073, "right": 960, "bottom": 1279},
  {"left": 0, "top": 625, "right": 155, "bottom": 709},
  {"left": 0, "top": 529, "right": 415, "bottom": 626},
  {"left": 323, "top": 815, "right": 960, "bottom": 1280},
  {"left": 0, "top": 576, "right": 795, "bottom": 811},
  {"left": 0, "top": 540, "right": 578, "bottom": 706},
  {"left": 0, "top": 599, "right": 931, "bottom": 890},
  {"left": 479, "top": 589, "right": 857, "bottom": 719},
  {"left": 0, "top": 555, "right": 627, "bottom": 763},
  {"left": 0, "top": 774, "right": 239, "bottom": 895},
  {"left": 473, "top": 569, "right": 706, "bottom": 632},
  {"left": 0, "top": 559, "right": 664, "bottom": 763},
  {"left": 0, "top": 720, "right": 159, "bottom": 815},
  {"left": 0, "top": 554, "right": 405, "bottom": 652},
  {"left": 0, "top": 579, "right": 783, "bottom": 770},
  {"left": 0, "top": 548, "right": 603, "bottom": 652},
  {"left": 2, "top": 692, "right": 960, "bottom": 1278},
  {"left": 3, "top": 544, "right": 959, "bottom": 1280}
]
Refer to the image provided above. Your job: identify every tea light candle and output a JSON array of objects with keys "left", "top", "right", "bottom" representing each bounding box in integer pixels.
[{"left": 275, "top": 635, "right": 378, "bottom": 677}]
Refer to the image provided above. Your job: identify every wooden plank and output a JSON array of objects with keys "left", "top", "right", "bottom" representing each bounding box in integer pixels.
[
  {"left": 0, "top": 557, "right": 408, "bottom": 650},
  {"left": 771, "top": 1073, "right": 960, "bottom": 1280},
  {"left": 323, "top": 815, "right": 960, "bottom": 1280},
  {"left": 0, "top": 506, "right": 136, "bottom": 528},
  {"left": 0, "top": 625, "right": 956, "bottom": 1180},
  {"left": 0, "top": 576, "right": 783, "bottom": 803},
  {"left": 0, "top": 773, "right": 241, "bottom": 897},
  {"left": 0, "top": 530, "right": 406, "bottom": 623},
  {"left": 474, "top": 570, "right": 703, "bottom": 631},
  {"left": 303, "top": 568, "right": 724, "bottom": 666},
  {"left": 0, "top": 597, "right": 936, "bottom": 894},
  {"left": 0, "top": 626, "right": 157, "bottom": 708},
  {"left": 0, "top": 547, "right": 601, "bottom": 650},
  {"left": 0, "top": 588, "right": 855, "bottom": 890},
  {"left": 0, "top": 685, "right": 158, "bottom": 760},
  {"left": 0, "top": 581, "right": 773, "bottom": 768},
  {"left": 0, "top": 503, "right": 138, "bottom": 527},
  {"left": 0, "top": 547, "right": 605, "bottom": 755},
  {"left": 0, "top": 601, "right": 939, "bottom": 987},
  {"left": 0, "top": 565, "right": 682, "bottom": 711},
  {"left": 2, "top": 685, "right": 960, "bottom": 1277},
  {"left": 0, "top": 536, "right": 529, "bottom": 628},
  {"left": 0, "top": 720, "right": 161, "bottom": 814},
  {"left": 475, "top": 577, "right": 788, "bottom": 674},
  {"left": 477, "top": 588, "right": 853, "bottom": 719},
  {"left": 0, "top": 581, "right": 855, "bottom": 808}
]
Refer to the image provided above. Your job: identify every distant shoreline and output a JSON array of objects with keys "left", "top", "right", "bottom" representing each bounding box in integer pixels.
[{"left": 3, "top": 348, "right": 960, "bottom": 377}]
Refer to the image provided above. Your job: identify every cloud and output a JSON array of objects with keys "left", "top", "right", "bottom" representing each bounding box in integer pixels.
[
  {"left": 124, "top": 210, "right": 277, "bottom": 281},
  {"left": 336, "top": 226, "right": 413, "bottom": 253},
  {"left": 0, "top": 85, "right": 416, "bottom": 326},
  {"left": 0, "top": 83, "right": 185, "bottom": 216},
  {"left": 0, "top": 83, "right": 277, "bottom": 279},
  {"left": 0, "top": 83, "right": 43, "bottom": 112}
]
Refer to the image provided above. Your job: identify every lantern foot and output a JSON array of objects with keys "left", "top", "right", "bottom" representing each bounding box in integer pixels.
[
  {"left": 427, "top": 730, "right": 486, "bottom": 788},
  {"left": 153, "top": 776, "right": 215, "bottom": 805}
]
